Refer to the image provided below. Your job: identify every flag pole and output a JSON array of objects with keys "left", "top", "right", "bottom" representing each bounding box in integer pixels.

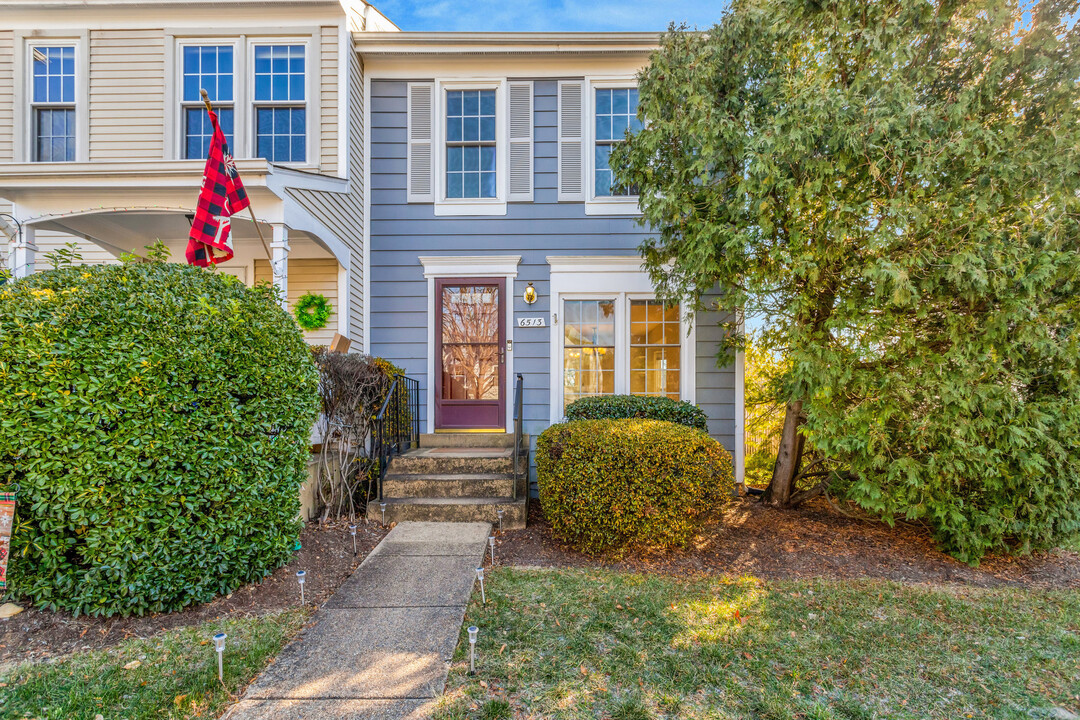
[{"left": 200, "top": 89, "right": 273, "bottom": 263}]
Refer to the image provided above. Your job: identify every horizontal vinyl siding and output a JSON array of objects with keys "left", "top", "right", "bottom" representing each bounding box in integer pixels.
[
  {"left": 282, "top": 47, "right": 364, "bottom": 347},
  {"left": 369, "top": 79, "right": 739, "bottom": 492},
  {"left": 89, "top": 30, "right": 165, "bottom": 160},
  {"left": 319, "top": 26, "right": 339, "bottom": 175},
  {"left": 255, "top": 258, "right": 339, "bottom": 346},
  {"left": 33, "top": 229, "right": 118, "bottom": 267},
  {"left": 0, "top": 31, "right": 13, "bottom": 162}
]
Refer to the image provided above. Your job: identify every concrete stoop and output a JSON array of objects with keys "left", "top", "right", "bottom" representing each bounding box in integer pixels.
[{"left": 367, "top": 434, "right": 528, "bottom": 529}]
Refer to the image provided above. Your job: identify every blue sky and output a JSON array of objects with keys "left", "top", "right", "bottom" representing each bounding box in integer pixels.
[{"left": 373, "top": 0, "right": 730, "bottom": 32}]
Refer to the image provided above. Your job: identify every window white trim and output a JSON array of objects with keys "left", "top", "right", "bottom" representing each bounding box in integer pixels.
[
  {"left": 420, "top": 255, "right": 521, "bottom": 433},
  {"left": 21, "top": 35, "right": 88, "bottom": 163},
  {"left": 584, "top": 76, "right": 641, "bottom": 216},
  {"left": 433, "top": 78, "right": 508, "bottom": 216},
  {"left": 547, "top": 256, "right": 696, "bottom": 423},
  {"left": 172, "top": 38, "right": 242, "bottom": 161},
  {"left": 246, "top": 36, "right": 316, "bottom": 168}
]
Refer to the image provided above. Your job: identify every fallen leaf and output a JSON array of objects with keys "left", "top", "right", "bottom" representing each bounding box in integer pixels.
[
  {"left": 123, "top": 660, "right": 142, "bottom": 670},
  {"left": 498, "top": 644, "right": 506, "bottom": 655}
]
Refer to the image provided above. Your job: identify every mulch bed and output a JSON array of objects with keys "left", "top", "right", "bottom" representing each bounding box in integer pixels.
[
  {"left": 0, "top": 519, "right": 387, "bottom": 667},
  {"left": 493, "top": 498, "right": 1080, "bottom": 589}
]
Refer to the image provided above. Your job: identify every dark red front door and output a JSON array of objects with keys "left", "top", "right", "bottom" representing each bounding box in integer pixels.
[{"left": 435, "top": 278, "right": 506, "bottom": 430}]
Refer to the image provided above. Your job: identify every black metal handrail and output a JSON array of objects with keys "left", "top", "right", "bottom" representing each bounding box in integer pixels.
[
  {"left": 374, "top": 373, "right": 420, "bottom": 502},
  {"left": 512, "top": 373, "right": 524, "bottom": 502}
]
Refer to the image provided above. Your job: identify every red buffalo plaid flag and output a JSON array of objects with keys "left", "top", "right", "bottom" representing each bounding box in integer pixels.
[{"left": 186, "top": 109, "right": 249, "bottom": 267}]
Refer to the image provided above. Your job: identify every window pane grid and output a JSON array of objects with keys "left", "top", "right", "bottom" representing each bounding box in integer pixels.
[
  {"left": 630, "top": 299, "right": 680, "bottom": 400},
  {"left": 32, "top": 46, "right": 75, "bottom": 104},
  {"left": 563, "top": 299, "right": 616, "bottom": 410},
  {"left": 256, "top": 107, "right": 306, "bottom": 163},
  {"left": 35, "top": 109, "right": 76, "bottom": 162},
  {"left": 182, "top": 45, "right": 233, "bottom": 102},
  {"left": 254, "top": 45, "right": 305, "bottom": 102},
  {"left": 594, "top": 87, "right": 641, "bottom": 197},
  {"left": 445, "top": 89, "right": 497, "bottom": 199},
  {"left": 185, "top": 107, "right": 234, "bottom": 160}
]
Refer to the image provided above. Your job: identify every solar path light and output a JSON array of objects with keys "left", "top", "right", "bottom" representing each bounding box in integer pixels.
[
  {"left": 467, "top": 626, "right": 479, "bottom": 674},
  {"left": 296, "top": 570, "right": 306, "bottom": 605},
  {"left": 213, "top": 633, "right": 227, "bottom": 682},
  {"left": 380, "top": 502, "right": 387, "bottom": 525},
  {"left": 488, "top": 535, "right": 496, "bottom": 566},
  {"left": 496, "top": 509, "right": 504, "bottom": 533},
  {"left": 476, "top": 567, "right": 486, "bottom": 604},
  {"left": 349, "top": 523, "right": 358, "bottom": 555}
]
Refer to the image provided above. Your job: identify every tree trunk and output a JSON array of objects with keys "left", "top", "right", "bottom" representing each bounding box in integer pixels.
[{"left": 762, "top": 399, "right": 804, "bottom": 506}]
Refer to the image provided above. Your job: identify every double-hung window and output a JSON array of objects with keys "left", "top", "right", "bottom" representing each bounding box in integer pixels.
[
  {"left": 181, "top": 45, "right": 234, "bottom": 159},
  {"left": 253, "top": 44, "right": 306, "bottom": 163},
  {"left": 31, "top": 46, "right": 76, "bottom": 162},
  {"left": 593, "top": 87, "right": 641, "bottom": 197},
  {"left": 445, "top": 89, "right": 497, "bottom": 199}
]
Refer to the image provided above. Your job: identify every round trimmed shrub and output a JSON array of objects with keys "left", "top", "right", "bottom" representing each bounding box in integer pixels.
[
  {"left": 536, "top": 419, "right": 733, "bottom": 554},
  {"left": 0, "top": 262, "right": 320, "bottom": 616},
  {"left": 564, "top": 394, "right": 708, "bottom": 432}
]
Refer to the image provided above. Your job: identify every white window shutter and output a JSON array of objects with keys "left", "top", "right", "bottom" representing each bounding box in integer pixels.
[
  {"left": 557, "top": 80, "right": 585, "bottom": 202},
  {"left": 507, "top": 81, "right": 533, "bottom": 202},
  {"left": 407, "top": 82, "right": 435, "bottom": 203}
]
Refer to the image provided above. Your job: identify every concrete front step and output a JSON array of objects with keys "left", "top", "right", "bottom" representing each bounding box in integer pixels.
[
  {"left": 367, "top": 497, "right": 527, "bottom": 529},
  {"left": 382, "top": 472, "right": 516, "bottom": 498},
  {"left": 420, "top": 432, "right": 527, "bottom": 449},
  {"left": 389, "top": 447, "right": 524, "bottom": 475}
]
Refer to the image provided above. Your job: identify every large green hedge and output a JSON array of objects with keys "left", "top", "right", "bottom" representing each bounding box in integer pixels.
[
  {"left": 536, "top": 419, "right": 733, "bottom": 554},
  {"left": 565, "top": 394, "right": 709, "bottom": 432},
  {"left": 0, "top": 262, "right": 319, "bottom": 616}
]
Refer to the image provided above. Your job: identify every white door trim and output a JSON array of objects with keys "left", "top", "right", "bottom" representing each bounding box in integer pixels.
[{"left": 420, "top": 255, "right": 521, "bottom": 433}]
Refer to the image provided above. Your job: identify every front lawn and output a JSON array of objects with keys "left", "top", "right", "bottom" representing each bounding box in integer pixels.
[
  {"left": 438, "top": 569, "right": 1080, "bottom": 720},
  {"left": 0, "top": 609, "right": 308, "bottom": 720}
]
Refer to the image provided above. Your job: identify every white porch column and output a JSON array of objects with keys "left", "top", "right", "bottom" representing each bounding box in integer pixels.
[
  {"left": 8, "top": 224, "right": 36, "bottom": 279},
  {"left": 269, "top": 224, "right": 290, "bottom": 311}
]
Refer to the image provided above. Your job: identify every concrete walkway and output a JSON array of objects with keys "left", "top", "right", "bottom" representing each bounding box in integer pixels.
[{"left": 225, "top": 521, "right": 490, "bottom": 720}]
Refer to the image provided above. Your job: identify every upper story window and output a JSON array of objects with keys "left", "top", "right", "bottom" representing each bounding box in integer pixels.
[
  {"left": 445, "top": 89, "right": 497, "bottom": 199},
  {"left": 406, "top": 80, "right": 533, "bottom": 215},
  {"left": 253, "top": 45, "right": 306, "bottom": 163},
  {"left": 593, "top": 87, "right": 641, "bottom": 197},
  {"left": 181, "top": 45, "right": 234, "bottom": 159},
  {"left": 31, "top": 46, "right": 76, "bottom": 162}
]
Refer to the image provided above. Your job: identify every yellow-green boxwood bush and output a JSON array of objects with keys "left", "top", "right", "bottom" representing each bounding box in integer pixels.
[
  {"left": 536, "top": 419, "right": 733, "bottom": 554},
  {"left": 0, "top": 262, "right": 319, "bottom": 616}
]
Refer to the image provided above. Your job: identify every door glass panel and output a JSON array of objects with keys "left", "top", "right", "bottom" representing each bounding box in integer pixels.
[
  {"left": 440, "top": 284, "right": 500, "bottom": 401},
  {"left": 629, "top": 299, "right": 680, "bottom": 400},
  {"left": 563, "top": 299, "right": 616, "bottom": 409}
]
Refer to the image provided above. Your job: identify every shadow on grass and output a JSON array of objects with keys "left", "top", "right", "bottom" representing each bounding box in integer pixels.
[{"left": 435, "top": 568, "right": 1080, "bottom": 720}]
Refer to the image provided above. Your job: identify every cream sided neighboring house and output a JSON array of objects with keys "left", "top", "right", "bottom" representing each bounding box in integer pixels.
[{"left": 0, "top": 0, "right": 397, "bottom": 347}]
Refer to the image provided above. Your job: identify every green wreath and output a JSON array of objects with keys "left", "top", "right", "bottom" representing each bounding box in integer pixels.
[{"left": 294, "top": 293, "right": 332, "bottom": 331}]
